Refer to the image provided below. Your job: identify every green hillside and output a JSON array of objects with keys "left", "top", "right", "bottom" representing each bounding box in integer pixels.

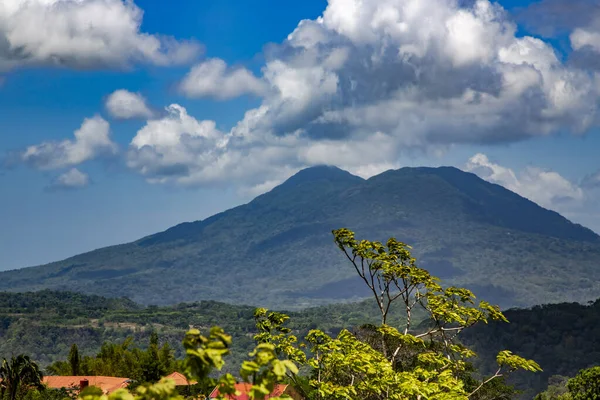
[
  {"left": 2, "top": 290, "right": 600, "bottom": 399},
  {"left": 1, "top": 166, "right": 599, "bottom": 308},
  {"left": 0, "top": 290, "right": 411, "bottom": 371},
  {"left": 461, "top": 300, "right": 600, "bottom": 399}
]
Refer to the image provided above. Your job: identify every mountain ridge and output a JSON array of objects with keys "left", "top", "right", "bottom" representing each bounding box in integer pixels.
[{"left": 1, "top": 165, "right": 599, "bottom": 308}]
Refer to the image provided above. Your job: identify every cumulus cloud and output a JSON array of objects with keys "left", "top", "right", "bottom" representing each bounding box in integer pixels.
[
  {"left": 127, "top": 0, "right": 600, "bottom": 192},
  {"left": 465, "top": 153, "right": 584, "bottom": 210},
  {"left": 571, "top": 25, "right": 600, "bottom": 52},
  {"left": 464, "top": 153, "right": 600, "bottom": 233},
  {"left": 127, "top": 104, "right": 227, "bottom": 183},
  {"left": 21, "top": 115, "right": 117, "bottom": 170},
  {"left": 0, "top": 0, "right": 201, "bottom": 72},
  {"left": 128, "top": 104, "right": 301, "bottom": 186},
  {"left": 105, "top": 90, "right": 153, "bottom": 119},
  {"left": 179, "top": 58, "right": 267, "bottom": 100},
  {"left": 516, "top": 0, "right": 600, "bottom": 70},
  {"left": 48, "top": 168, "right": 90, "bottom": 190},
  {"left": 218, "top": 0, "right": 599, "bottom": 149},
  {"left": 126, "top": 103, "right": 402, "bottom": 189},
  {"left": 240, "top": 0, "right": 598, "bottom": 144}
]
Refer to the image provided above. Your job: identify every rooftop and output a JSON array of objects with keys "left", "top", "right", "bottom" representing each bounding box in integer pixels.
[
  {"left": 43, "top": 376, "right": 130, "bottom": 394},
  {"left": 165, "top": 371, "right": 197, "bottom": 386}
]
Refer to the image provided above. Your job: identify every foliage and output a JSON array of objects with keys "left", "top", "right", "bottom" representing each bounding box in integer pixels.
[
  {"left": 0, "top": 290, "right": 415, "bottom": 370},
  {"left": 22, "top": 387, "right": 75, "bottom": 400},
  {"left": 69, "top": 345, "right": 80, "bottom": 376},
  {"left": 534, "top": 376, "right": 571, "bottom": 400},
  {"left": 534, "top": 367, "right": 600, "bottom": 400},
  {"left": 3, "top": 228, "right": 543, "bottom": 400},
  {"left": 0, "top": 166, "right": 599, "bottom": 309},
  {"left": 251, "top": 229, "right": 540, "bottom": 399},
  {"left": 0, "top": 355, "right": 44, "bottom": 400},
  {"left": 567, "top": 367, "right": 600, "bottom": 400},
  {"left": 47, "top": 334, "right": 179, "bottom": 386},
  {"left": 461, "top": 299, "right": 600, "bottom": 398}
]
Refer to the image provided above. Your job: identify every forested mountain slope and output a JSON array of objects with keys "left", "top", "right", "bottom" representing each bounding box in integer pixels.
[
  {"left": 0, "top": 166, "right": 598, "bottom": 308},
  {"left": 2, "top": 290, "right": 600, "bottom": 400},
  {"left": 461, "top": 299, "right": 600, "bottom": 399},
  {"left": 0, "top": 290, "right": 409, "bottom": 368}
]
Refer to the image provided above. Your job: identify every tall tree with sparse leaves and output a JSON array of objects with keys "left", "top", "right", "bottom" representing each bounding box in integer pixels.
[
  {"left": 77, "top": 228, "right": 542, "bottom": 400},
  {"left": 255, "top": 229, "right": 542, "bottom": 399}
]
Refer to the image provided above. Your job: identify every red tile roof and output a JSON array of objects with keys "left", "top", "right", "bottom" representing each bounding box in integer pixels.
[
  {"left": 164, "top": 372, "right": 197, "bottom": 386},
  {"left": 209, "top": 383, "right": 288, "bottom": 400},
  {"left": 43, "top": 376, "right": 130, "bottom": 394}
]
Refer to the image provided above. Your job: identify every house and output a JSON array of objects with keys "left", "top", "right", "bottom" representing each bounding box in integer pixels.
[
  {"left": 42, "top": 376, "right": 131, "bottom": 394},
  {"left": 164, "top": 371, "right": 197, "bottom": 386},
  {"left": 208, "top": 383, "right": 303, "bottom": 400}
]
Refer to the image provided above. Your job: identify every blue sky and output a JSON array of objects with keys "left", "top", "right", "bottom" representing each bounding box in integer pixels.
[{"left": 1, "top": 0, "right": 599, "bottom": 270}]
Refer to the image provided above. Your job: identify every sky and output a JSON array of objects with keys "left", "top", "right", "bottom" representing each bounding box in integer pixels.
[{"left": 1, "top": 0, "right": 600, "bottom": 270}]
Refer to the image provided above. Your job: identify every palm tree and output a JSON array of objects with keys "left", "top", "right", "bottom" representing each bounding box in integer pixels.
[{"left": 0, "top": 355, "right": 44, "bottom": 400}]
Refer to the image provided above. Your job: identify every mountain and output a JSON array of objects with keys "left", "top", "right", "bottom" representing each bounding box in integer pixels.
[{"left": 1, "top": 165, "right": 599, "bottom": 308}]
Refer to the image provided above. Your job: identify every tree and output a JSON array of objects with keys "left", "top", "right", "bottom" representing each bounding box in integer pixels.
[
  {"left": 45, "top": 361, "right": 71, "bottom": 377},
  {"left": 256, "top": 229, "right": 541, "bottom": 399},
  {"left": 68, "top": 344, "right": 81, "bottom": 376},
  {"left": 158, "top": 342, "right": 176, "bottom": 375},
  {"left": 534, "top": 367, "right": 600, "bottom": 400},
  {"left": 534, "top": 375, "right": 571, "bottom": 400},
  {"left": 567, "top": 366, "right": 600, "bottom": 400},
  {"left": 79, "top": 228, "right": 542, "bottom": 400},
  {"left": 140, "top": 331, "right": 165, "bottom": 383},
  {"left": 0, "top": 355, "right": 44, "bottom": 400}
]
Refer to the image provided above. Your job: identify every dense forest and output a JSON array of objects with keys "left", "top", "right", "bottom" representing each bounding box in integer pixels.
[
  {"left": 1, "top": 229, "right": 599, "bottom": 400},
  {"left": 2, "top": 293, "right": 600, "bottom": 399},
  {"left": 462, "top": 299, "right": 600, "bottom": 399},
  {"left": 3, "top": 292, "right": 600, "bottom": 398},
  {"left": 2, "top": 293, "right": 600, "bottom": 398},
  {"left": 0, "top": 289, "right": 416, "bottom": 369}
]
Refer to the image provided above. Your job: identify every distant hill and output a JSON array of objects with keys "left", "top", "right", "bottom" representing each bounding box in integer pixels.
[
  {"left": 0, "top": 165, "right": 599, "bottom": 308},
  {"left": 2, "top": 290, "right": 600, "bottom": 400},
  {"left": 0, "top": 290, "right": 408, "bottom": 367},
  {"left": 461, "top": 299, "right": 600, "bottom": 399}
]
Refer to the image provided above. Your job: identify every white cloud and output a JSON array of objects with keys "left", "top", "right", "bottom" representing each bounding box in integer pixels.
[
  {"left": 569, "top": 14, "right": 600, "bottom": 55},
  {"left": 0, "top": 0, "right": 201, "bottom": 72},
  {"left": 127, "top": 103, "right": 410, "bottom": 189},
  {"left": 125, "top": 0, "right": 600, "bottom": 195},
  {"left": 21, "top": 115, "right": 117, "bottom": 169},
  {"left": 464, "top": 153, "right": 600, "bottom": 234},
  {"left": 218, "top": 0, "right": 599, "bottom": 150},
  {"left": 50, "top": 168, "right": 90, "bottom": 189},
  {"left": 571, "top": 27, "right": 600, "bottom": 52},
  {"left": 465, "top": 153, "right": 584, "bottom": 210},
  {"left": 237, "top": 179, "right": 287, "bottom": 199},
  {"left": 105, "top": 90, "right": 153, "bottom": 119},
  {"left": 179, "top": 58, "right": 267, "bottom": 100},
  {"left": 128, "top": 104, "right": 228, "bottom": 183},
  {"left": 128, "top": 104, "right": 316, "bottom": 189}
]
